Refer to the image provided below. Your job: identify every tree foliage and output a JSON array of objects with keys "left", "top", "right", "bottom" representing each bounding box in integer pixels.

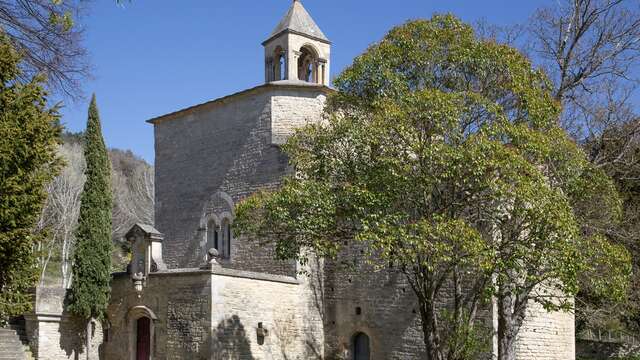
[
  {"left": 0, "top": 31, "right": 62, "bottom": 321},
  {"left": 68, "top": 95, "right": 112, "bottom": 321},
  {"left": 235, "top": 15, "right": 631, "bottom": 360}
]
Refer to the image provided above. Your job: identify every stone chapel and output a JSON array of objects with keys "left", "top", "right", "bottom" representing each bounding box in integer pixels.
[{"left": 26, "top": 1, "right": 577, "bottom": 359}]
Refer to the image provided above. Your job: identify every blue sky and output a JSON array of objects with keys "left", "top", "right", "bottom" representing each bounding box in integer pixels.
[{"left": 60, "top": 0, "right": 552, "bottom": 163}]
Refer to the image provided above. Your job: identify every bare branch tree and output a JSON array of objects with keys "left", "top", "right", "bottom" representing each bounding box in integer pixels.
[
  {"left": 0, "top": 0, "right": 91, "bottom": 98},
  {"left": 474, "top": 19, "right": 528, "bottom": 53},
  {"left": 529, "top": 0, "right": 640, "bottom": 133},
  {"left": 111, "top": 165, "right": 154, "bottom": 233},
  {"left": 524, "top": 0, "right": 640, "bottom": 331},
  {"left": 582, "top": 81, "right": 640, "bottom": 168},
  {"left": 36, "top": 141, "right": 85, "bottom": 288},
  {"left": 37, "top": 140, "right": 156, "bottom": 285}
]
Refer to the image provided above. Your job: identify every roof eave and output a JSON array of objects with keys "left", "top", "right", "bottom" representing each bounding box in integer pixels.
[
  {"left": 262, "top": 29, "right": 331, "bottom": 46},
  {"left": 146, "top": 82, "right": 334, "bottom": 125}
]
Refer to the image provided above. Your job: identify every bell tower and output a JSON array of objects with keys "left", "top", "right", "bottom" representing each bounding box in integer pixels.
[{"left": 262, "top": 0, "right": 331, "bottom": 86}]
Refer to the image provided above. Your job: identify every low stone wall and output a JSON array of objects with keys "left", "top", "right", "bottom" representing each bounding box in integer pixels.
[
  {"left": 24, "top": 287, "right": 102, "bottom": 360},
  {"left": 576, "top": 339, "right": 623, "bottom": 360},
  {"left": 576, "top": 339, "right": 640, "bottom": 360}
]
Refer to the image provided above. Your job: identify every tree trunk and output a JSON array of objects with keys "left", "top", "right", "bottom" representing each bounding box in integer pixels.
[
  {"left": 498, "top": 305, "right": 516, "bottom": 360},
  {"left": 497, "top": 291, "right": 528, "bottom": 360},
  {"left": 419, "top": 296, "right": 443, "bottom": 360},
  {"left": 421, "top": 309, "right": 441, "bottom": 360},
  {"left": 85, "top": 320, "right": 91, "bottom": 360}
]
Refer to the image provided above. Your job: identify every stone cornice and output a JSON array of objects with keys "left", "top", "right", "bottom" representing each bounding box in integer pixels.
[
  {"left": 147, "top": 81, "right": 333, "bottom": 125},
  {"left": 113, "top": 267, "right": 299, "bottom": 285}
]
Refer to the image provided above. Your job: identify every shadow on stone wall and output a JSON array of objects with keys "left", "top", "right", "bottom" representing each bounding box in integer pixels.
[
  {"left": 304, "top": 337, "right": 323, "bottom": 360},
  {"left": 57, "top": 292, "right": 104, "bottom": 360},
  {"left": 304, "top": 257, "right": 326, "bottom": 360},
  {"left": 210, "top": 315, "right": 255, "bottom": 360},
  {"left": 57, "top": 293, "right": 85, "bottom": 360}
]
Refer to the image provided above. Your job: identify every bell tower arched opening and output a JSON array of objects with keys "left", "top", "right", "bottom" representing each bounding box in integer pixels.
[
  {"left": 273, "top": 46, "right": 286, "bottom": 81},
  {"left": 297, "top": 45, "right": 318, "bottom": 83}
]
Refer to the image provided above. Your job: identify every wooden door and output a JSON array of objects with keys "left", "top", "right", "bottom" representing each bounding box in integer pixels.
[
  {"left": 136, "top": 317, "right": 151, "bottom": 360},
  {"left": 353, "top": 332, "right": 370, "bottom": 360}
]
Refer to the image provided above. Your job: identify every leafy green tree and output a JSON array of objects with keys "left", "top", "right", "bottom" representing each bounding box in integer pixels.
[
  {"left": 0, "top": 32, "right": 62, "bottom": 321},
  {"left": 235, "top": 15, "right": 630, "bottom": 360},
  {"left": 68, "top": 95, "right": 113, "bottom": 321}
]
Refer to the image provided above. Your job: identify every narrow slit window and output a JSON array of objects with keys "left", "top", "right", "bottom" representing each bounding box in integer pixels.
[
  {"left": 207, "top": 219, "right": 220, "bottom": 254},
  {"left": 279, "top": 55, "right": 286, "bottom": 80},
  {"left": 221, "top": 219, "right": 232, "bottom": 259}
]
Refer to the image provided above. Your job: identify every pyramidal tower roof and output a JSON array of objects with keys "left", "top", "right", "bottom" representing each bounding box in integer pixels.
[{"left": 264, "top": 0, "right": 330, "bottom": 44}]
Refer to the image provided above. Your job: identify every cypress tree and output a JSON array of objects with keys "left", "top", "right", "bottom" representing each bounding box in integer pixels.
[
  {"left": 0, "top": 32, "right": 62, "bottom": 322},
  {"left": 68, "top": 95, "right": 112, "bottom": 320}
]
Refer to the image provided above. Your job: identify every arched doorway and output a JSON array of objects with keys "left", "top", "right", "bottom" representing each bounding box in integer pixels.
[
  {"left": 136, "top": 317, "right": 151, "bottom": 360},
  {"left": 352, "top": 332, "right": 370, "bottom": 360},
  {"left": 127, "top": 306, "right": 157, "bottom": 360}
]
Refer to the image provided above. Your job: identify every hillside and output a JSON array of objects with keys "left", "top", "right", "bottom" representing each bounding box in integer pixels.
[{"left": 37, "top": 132, "right": 154, "bottom": 286}]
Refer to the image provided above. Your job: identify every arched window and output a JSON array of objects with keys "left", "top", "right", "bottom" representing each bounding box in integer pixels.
[
  {"left": 207, "top": 219, "right": 219, "bottom": 253},
  {"left": 306, "top": 61, "right": 314, "bottom": 82},
  {"left": 279, "top": 54, "right": 286, "bottom": 80},
  {"left": 297, "top": 45, "right": 318, "bottom": 83},
  {"left": 352, "top": 332, "right": 370, "bottom": 360},
  {"left": 274, "top": 47, "right": 286, "bottom": 81},
  {"left": 221, "top": 218, "right": 232, "bottom": 259}
]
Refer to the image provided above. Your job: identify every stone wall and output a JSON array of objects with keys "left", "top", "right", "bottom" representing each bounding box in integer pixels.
[
  {"left": 322, "top": 245, "right": 498, "bottom": 360},
  {"left": 270, "top": 86, "right": 327, "bottom": 145},
  {"left": 323, "top": 245, "right": 576, "bottom": 360},
  {"left": 323, "top": 258, "right": 427, "bottom": 360},
  {"left": 152, "top": 83, "right": 329, "bottom": 274},
  {"left": 24, "top": 287, "right": 103, "bottom": 360},
  {"left": 104, "top": 271, "right": 212, "bottom": 360},
  {"left": 514, "top": 298, "right": 575, "bottom": 360},
  {"left": 105, "top": 264, "right": 324, "bottom": 360},
  {"left": 209, "top": 266, "right": 324, "bottom": 359}
]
